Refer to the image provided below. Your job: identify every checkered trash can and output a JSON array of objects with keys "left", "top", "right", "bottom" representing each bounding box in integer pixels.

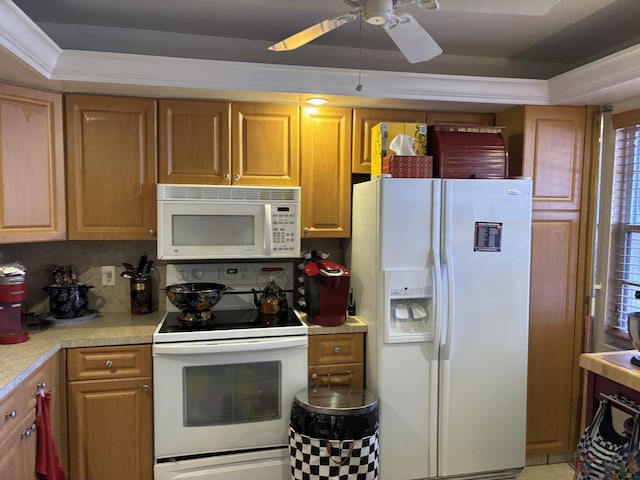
[{"left": 289, "top": 386, "right": 379, "bottom": 480}]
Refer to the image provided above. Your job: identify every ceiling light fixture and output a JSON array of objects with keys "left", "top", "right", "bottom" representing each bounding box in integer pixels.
[{"left": 306, "top": 97, "right": 329, "bottom": 106}]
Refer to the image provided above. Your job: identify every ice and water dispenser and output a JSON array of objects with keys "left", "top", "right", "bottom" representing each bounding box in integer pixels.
[{"left": 384, "top": 269, "right": 434, "bottom": 343}]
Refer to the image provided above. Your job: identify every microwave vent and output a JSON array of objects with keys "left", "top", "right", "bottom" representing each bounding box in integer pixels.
[{"left": 158, "top": 184, "right": 300, "bottom": 203}]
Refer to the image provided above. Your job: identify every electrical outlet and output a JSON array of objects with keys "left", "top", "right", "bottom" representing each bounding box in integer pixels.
[{"left": 101, "top": 266, "right": 115, "bottom": 287}]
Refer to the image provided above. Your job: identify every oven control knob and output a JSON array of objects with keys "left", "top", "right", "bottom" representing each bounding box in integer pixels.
[{"left": 192, "top": 268, "right": 204, "bottom": 280}]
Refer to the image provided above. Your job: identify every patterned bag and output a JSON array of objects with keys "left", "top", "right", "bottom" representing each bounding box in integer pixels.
[
  {"left": 289, "top": 426, "right": 379, "bottom": 480},
  {"left": 574, "top": 397, "right": 631, "bottom": 479}
]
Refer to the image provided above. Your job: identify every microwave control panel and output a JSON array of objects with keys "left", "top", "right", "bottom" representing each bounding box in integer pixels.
[{"left": 271, "top": 205, "right": 299, "bottom": 255}]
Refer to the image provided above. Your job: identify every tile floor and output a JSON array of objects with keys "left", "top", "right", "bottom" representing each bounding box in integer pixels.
[{"left": 519, "top": 462, "right": 574, "bottom": 479}]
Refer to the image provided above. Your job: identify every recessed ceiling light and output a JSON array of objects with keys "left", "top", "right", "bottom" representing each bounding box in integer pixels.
[{"left": 306, "top": 97, "right": 329, "bottom": 106}]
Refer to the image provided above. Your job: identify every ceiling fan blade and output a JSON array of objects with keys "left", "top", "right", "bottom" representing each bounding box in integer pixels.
[
  {"left": 433, "top": 0, "right": 560, "bottom": 15},
  {"left": 383, "top": 13, "right": 443, "bottom": 63},
  {"left": 268, "top": 12, "right": 359, "bottom": 52}
]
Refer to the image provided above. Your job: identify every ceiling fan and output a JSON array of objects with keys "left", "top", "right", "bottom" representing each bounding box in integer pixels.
[{"left": 268, "top": 0, "right": 561, "bottom": 64}]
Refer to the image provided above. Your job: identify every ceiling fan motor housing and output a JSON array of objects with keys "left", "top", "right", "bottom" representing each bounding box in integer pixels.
[{"left": 364, "top": 0, "right": 393, "bottom": 25}]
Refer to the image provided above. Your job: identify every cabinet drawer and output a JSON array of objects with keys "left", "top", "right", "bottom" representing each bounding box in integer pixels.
[
  {"left": 67, "top": 345, "right": 152, "bottom": 381},
  {"left": 0, "top": 408, "right": 37, "bottom": 477},
  {"left": 308, "top": 363, "right": 364, "bottom": 389},
  {"left": 308, "top": 334, "right": 364, "bottom": 365},
  {"left": 0, "top": 383, "right": 25, "bottom": 444}
]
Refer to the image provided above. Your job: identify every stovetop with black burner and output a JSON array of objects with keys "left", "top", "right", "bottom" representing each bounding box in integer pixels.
[{"left": 153, "top": 307, "right": 307, "bottom": 343}]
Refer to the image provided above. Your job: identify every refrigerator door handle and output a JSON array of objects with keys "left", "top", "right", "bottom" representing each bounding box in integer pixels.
[{"left": 441, "top": 182, "right": 454, "bottom": 361}]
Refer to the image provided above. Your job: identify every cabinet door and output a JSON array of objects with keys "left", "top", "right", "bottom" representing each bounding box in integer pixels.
[
  {"left": 231, "top": 103, "right": 299, "bottom": 186},
  {"left": 523, "top": 106, "right": 586, "bottom": 211},
  {"left": 498, "top": 105, "right": 586, "bottom": 211},
  {"left": 67, "top": 377, "right": 153, "bottom": 480},
  {"left": 159, "top": 99, "right": 231, "bottom": 184},
  {"left": 525, "top": 210, "right": 580, "bottom": 457},
  {"left": 0, "top": 83, "right": 65, "bottom": 243},
  {"left": 352, "top": 108, "right": 426, "bottom": 174},
  {"left": 301, "top": 107, "right": 352, "bottom": 238},
  {"left": 0, "top": 410, "right": 37, "bottom": 480},
  {"left": 65, "top": 94, "right": 157, "bottom": 240}
]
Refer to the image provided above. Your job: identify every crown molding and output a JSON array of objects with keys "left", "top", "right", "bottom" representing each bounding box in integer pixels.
[
  {"left": 0, "top": 0, "right": 59, "bottom": 75},
  {"left": 548, "top": 44, "right": 640, "bottom": 106},
  {"left": 51, "top": 49, "right": 550, "bottom": 106}
]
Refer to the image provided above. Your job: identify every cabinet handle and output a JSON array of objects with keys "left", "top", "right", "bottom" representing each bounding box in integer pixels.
[
  {"left": 22, "top": 423, "right": 36, "bottom": 439},
  {"left": 310, "top": 371, "right": 353, "bottom": 387},
  {"left": 142, "top": 384, "right": 150, "bottom": 392},
  {"left": 334, "top": 347, "right": 341, "bottom": 354},
  {"left": 223, "top": 173, "right": 230, "bottom": 180},
  {"left": 148, "top": 229, "right": 156, "bottom": 237},
  {"left": 37, "top": 382, "right": 46, "bottom": 390},
  {"left": 233, "top": 174, "right": 240, "bottom": 181},
  {"left": 5, "top": 410, "right": 17, "bottom": 420},
  {"left": 105, "top": 360, "right": 114, "bottom": 368}
]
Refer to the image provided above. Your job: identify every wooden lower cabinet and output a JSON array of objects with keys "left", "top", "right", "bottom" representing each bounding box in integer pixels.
[
  {"left": 525, "top": 209, "right": 581, "bottom": 457},
  {"left": 308, "top": 333, "right": 365, "bottom": 388},
  {"left": 0, "top": 410, "right": 37, "bottom": 479},
  {"left": 0, "top": 352, "right": 61, "bottom": 480},
  {"left": 66, "top": 345, "right": 152, "bottom": 480}
]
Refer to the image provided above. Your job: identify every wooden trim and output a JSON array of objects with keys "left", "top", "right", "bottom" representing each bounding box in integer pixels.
[{"left": 612, "top": 108, "right": 640, "bottom": 129}]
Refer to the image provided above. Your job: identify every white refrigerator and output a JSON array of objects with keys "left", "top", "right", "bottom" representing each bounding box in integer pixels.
[{"left": 350, "top": 176, "right": 532, "bottom": 480}]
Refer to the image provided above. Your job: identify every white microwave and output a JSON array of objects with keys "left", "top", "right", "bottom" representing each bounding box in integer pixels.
[{"left": 157, "top": 184, "right": 301, "bottom": 260}]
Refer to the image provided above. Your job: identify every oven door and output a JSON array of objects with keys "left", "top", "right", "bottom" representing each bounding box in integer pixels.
[{"left": 153, "top": 335, "right": 308, "bottom": 459}]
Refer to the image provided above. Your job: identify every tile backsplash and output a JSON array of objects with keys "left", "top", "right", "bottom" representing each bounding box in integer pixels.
[{"left": 0, "top": 238, "right": 344, "bottom": 315}]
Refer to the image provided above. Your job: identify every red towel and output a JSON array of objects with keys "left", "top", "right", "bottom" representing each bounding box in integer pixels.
[{"left": 36, "top": 391, "right": 66, "bottom": 480}]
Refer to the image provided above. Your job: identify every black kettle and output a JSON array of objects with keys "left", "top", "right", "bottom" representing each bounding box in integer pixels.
[{"left": 253, "top": 278, "right": 288, "bottom": 315}]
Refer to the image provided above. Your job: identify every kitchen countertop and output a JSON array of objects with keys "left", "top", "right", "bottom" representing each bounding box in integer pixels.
[
  {"left": 298, "top": 313, "right": 368, "bottom": 335},
  {"left": 579, "top": 350, "right": 640, "bottom": 391},
  {"left": 0, "top": 310, "right": 368, "bottom": 401},
  {"left": 0, "top": 311, "right": 162, "bottom": 401}
]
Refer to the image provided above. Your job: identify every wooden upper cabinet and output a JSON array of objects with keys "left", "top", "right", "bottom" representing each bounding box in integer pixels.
[
  {"left": 0, "top": 83, "right": 65, "bottom": 243},
  {"left": 352, "top": 108, "right": 426, "bottom": 174},
  {"left": 425, "top": 111, "right": 495, "bottom": 126},
  {"left": 496, "top": 105, "right": 586, "bottom": 211},
  {"left": 301, "top": 106, "right": 352, "bottom": 238},
  {"left": 231, "top": 103, "right": 300, "bottom": 186},
  {"left": 158, "top": 99, "right": 231, "bottom": 184},
  {"left": 65, "top": 94, "right": 158, "bottom": 240}
]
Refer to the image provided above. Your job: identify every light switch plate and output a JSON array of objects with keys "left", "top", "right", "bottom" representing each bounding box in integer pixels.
[{"left": 101, "top": 266, "right": 115, "bottom": 286}]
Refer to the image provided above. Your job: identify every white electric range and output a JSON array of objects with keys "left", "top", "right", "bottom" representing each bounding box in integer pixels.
[{"left": 152, "top": 261, "right": 307, "bottom": 480}]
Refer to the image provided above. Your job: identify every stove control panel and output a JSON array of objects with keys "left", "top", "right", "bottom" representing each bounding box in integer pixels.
[{"left": 165, "top": 262, "right": 295, "bottom": 311}]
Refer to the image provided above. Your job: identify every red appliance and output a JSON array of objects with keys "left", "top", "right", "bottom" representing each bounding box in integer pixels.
[
  {"left": 0, "top": 275, "right": 28, "bottom": 344},
  {"left": 303, "top": 260, "right": 350, "bottom": 327}
]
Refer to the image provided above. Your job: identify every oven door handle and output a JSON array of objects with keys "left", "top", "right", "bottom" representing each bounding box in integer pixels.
[{"left": 153, "top": 336, "right": 308, "bottom": 355}]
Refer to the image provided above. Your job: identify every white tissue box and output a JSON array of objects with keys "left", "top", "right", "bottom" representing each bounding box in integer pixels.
[
  {"left": 371, "top": 122, "right": 427, "bottom": 177},
  {"left": 382, "top": 155, "right": 433, "bottom": 178}
]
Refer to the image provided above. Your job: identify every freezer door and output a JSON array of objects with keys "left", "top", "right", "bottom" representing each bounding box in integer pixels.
[
  {"left": 438, "top": 179, "right": 532, "bottom": 477},
  {"left": 375, "top": 178, "right": 442, "bottom": 480}
]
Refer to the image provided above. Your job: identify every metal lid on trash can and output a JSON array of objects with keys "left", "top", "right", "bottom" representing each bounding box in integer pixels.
[{"left": 294, "top": 386, "right": 378, "bottom": 416}]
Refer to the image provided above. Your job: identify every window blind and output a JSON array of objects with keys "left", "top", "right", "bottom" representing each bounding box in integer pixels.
[{"left": 608, "top": 123, "right": 640, "bottom": 335}]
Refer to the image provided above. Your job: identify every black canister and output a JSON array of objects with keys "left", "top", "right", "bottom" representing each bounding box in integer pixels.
[{"left": 130, "top": 277, "right": 152, "bottom": 315}]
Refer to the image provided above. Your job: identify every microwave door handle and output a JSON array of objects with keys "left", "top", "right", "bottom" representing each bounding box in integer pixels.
[
  {"left": 264, "top": 204, "right": 272, "bottom": 255},
  {"left": 153, "top": 336, "right": 308, "bottom": 355}
]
